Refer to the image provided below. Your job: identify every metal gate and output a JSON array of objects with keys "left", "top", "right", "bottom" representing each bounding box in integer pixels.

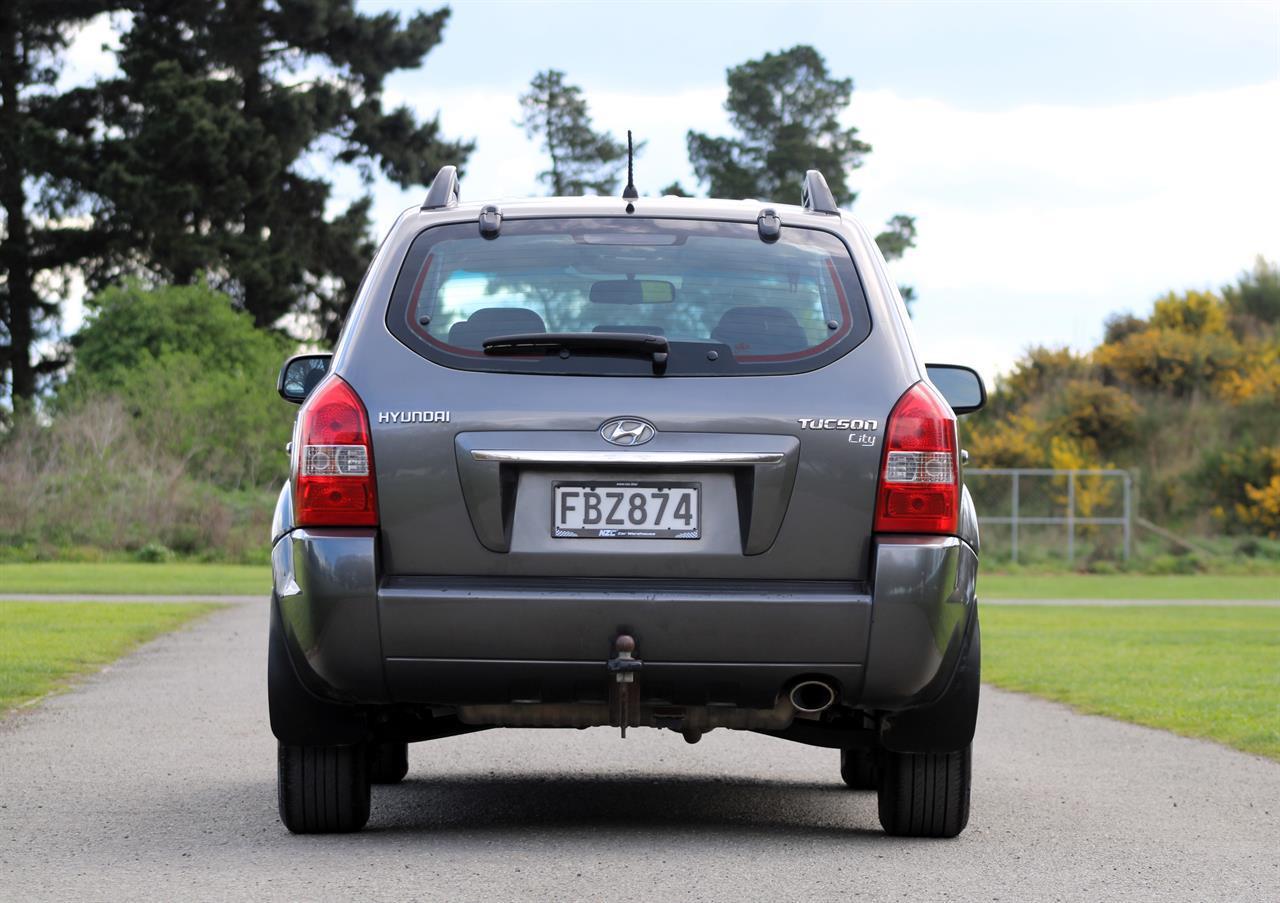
[{"left": 964, "top": 468, "right": 1133, "bottom": 563}]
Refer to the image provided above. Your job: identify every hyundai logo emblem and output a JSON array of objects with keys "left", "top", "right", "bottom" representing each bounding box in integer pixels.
[{"left": 601, "top": 418, "right": 656, "bottom": 447}]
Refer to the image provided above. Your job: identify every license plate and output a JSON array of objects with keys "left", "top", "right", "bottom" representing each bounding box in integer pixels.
[{"left": 552, "top": 482, "right": 701, "bottom": 539}]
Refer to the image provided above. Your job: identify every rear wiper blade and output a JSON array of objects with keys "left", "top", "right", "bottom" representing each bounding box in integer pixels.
[{"left": 483, "top": 332, "right": 670, "bottom": 374}]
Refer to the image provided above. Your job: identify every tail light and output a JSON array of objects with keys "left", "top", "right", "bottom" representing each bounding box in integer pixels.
[
  {"left": 293, "top": 376, "right": 378, "bottom": 527},
  {"left": 874, "top": 381, "right": 959, "bottom": 534}
]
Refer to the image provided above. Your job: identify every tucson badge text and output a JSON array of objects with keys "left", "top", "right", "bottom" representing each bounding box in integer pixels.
[{"left": 797, "top": 418, "right": 878, "bottom": 430}]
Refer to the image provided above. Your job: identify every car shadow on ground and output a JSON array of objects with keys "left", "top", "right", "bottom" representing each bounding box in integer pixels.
[{"left": 367, "top": 772, "right": 883, "bottom": 839}]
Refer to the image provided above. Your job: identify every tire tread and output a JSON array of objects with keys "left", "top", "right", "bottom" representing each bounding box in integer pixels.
[
  {"left": 278, "top": 743, "right": 371, "bottom": 834},
  {"left": 877, "top": 744, "right": 971, "bottom": 838}
]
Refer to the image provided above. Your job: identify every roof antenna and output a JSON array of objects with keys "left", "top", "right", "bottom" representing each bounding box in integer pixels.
[{"left": 622, "top": 130, "right": 639, "bottom": 200}]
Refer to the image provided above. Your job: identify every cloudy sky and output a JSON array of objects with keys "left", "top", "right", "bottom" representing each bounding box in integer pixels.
[{"left": 65, "top": 0, "right": 1280, "bottom": 382}]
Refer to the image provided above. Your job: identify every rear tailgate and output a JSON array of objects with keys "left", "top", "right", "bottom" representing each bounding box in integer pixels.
[{"left": 360, "top": 359, "right": 903, "bottom": 581}]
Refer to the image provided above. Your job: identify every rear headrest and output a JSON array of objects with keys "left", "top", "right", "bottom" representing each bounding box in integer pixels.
[
  {"left": 711, "top": 306, "right": 809, "bottom": 356},
  {"left": 447, "top": 307, "right": 547, "bottom": 349}
]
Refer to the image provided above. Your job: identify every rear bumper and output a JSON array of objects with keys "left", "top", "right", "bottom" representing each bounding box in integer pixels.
[
  {"left": 271, "top": 529, "right": 976, "bottom": 713},
  {"left": 379, "top": 577, "right": 869, "bottom": 709}
]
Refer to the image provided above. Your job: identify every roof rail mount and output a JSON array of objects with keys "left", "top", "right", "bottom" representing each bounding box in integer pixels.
[
  {"left": 757, "top": 207, "right": 782, "bottom": 243},
  {"left": 801, "top": 170, "right": 838, "bottom": 215},
  {"left": 479, "top": 204, "right": 501, "bottom": 239},
  {"left": 423, "top": 165, "right": 460, "bottom": 210}
]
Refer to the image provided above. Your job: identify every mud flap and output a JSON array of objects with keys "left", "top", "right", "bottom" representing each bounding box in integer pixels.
[
  {"left": 878, "top": 611, "right": 981, "bottom": 755},
  {"left": 268, "top": 593, "right": 372, "bottom": 746}
]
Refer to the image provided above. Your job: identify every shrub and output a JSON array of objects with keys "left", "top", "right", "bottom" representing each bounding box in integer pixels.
[
  {"left": 1149, "top": 289, "right": 1229, "bottom": 335},
  {"left": 1047, "top": 436, "right": 1114, "bottom": 519},
  {"left": 70, "top": 280, "right": 288, "bottom": 382},
  {"left": 1222, "top": 257, "right": 1280, "bottom": 326},
  {"left": 1217, "top": 344, "right": 1280, "bottom": 405},
  {"left": 136, "top": 542, "right": 175, "bottom": 563},
  {"left": 1147, "top": 553, "right": 1207, "bottom": 575},
  {"left": 961, "top": 413, "right": 1046, "bottom": 468},
  {"left": 1240, "top": 473, "right": 1280, "bottom": 538},
  {"left": 1093, "top": 327, "right": 1242, "bottom": 396},
  {"left": 0, "top": 281, "right": 293, "bottom": 562},
  {"left": 1198, "top": 447, "right": 1280, "bottom": 538},
  {"left": 1053, "top": 379, "right": 1140, "bottom": 452},
  {"left": 1103, "top": 313, "right": 1147, "bottom": 345},
  {"left": 993, "top": 346, "right": 1088, "bottom": 410},
  {"left": 0, "top": 397, "right": 273, "bottom": 562},
  {"left": 61, "top": 281, "right": 295, "bottom": 489}
]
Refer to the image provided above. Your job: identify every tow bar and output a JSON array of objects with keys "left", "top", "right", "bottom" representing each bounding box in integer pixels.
[{"left": 607, "top": 634, "right": 642, "bottom": 738}]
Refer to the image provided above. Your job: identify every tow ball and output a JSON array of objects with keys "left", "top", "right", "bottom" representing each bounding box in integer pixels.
[{"left": 607, "top": 634, "right": 643, "bottom": 738}]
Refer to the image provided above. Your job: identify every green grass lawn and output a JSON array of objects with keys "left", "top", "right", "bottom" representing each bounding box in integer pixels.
[
  {"left": 0, "top": 601, "right": 221, "bottom": 713},
  {"left": 981, "top": 573, "right": 1278, "bottom": 600},
  {"left": 983, "top": 605, "right": 1280, "bottom": 760},
  {"left": 0, "top": 562, "right": 268, "bottom": 596}
]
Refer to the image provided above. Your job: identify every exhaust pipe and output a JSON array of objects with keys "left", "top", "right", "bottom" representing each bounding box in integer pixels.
[{"left": 789, "top": 680, "right": 836, "bottom": 714}]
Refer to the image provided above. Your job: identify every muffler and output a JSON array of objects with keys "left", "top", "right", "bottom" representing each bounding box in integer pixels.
[{"left": 789, "top": 680, "right": 836, "bottom": 714}]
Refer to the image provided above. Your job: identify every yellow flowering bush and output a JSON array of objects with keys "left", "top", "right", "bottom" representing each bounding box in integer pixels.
[
  {"left": 1093, "top": 327, "right": 1242, "bottom": 396},
  {"left": 1218, "top": 346, "right": 1280, "bottom": 405},
  {"left": 1236, "top": 449, "right": 1280, "bottom": 538},
  {"left": 1048, "top": 436, "right": 1114, "bottom": 518},
  {"left": 1149, "top": 289, "right": 1230, "bottom": 335},
  {"left": 962, "top": 414, "right": 1046, "bottom": 468},
  {"left": 1054, "top": 379, "right": 1141, "bottom": 451},
  {"left": 964, "top": 264, "right": 1279, "bottom": 541}
]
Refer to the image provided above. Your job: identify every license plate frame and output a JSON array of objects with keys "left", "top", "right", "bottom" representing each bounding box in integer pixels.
[{"left": 551, "top": 481, "right": 702, "bottom": 540}]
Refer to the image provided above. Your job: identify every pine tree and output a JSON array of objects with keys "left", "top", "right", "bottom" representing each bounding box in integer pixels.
[
  {"left": 518, "top": 70, "right": 636, "bottom": 196},
  {"left": 0, "top": 1, "right": 117, "bottom": 406},
  {"left": 687, "top": 45, "right": 917, "bottom": 300},
  {"left": 88, "top": 0, "right": 473, "bottom": 339},
  {"left": 687, "top": 46, "right": 872, "bottom": 206}
]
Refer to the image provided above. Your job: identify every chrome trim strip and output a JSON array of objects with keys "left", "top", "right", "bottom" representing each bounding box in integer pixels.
[{"left": 469, "top": 450, "right": 785, "bottom": 465}]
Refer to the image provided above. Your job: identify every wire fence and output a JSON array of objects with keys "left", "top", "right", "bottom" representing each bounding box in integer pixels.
[{"left": 965, "top": 468, "right": 1133, "bottom": 563}]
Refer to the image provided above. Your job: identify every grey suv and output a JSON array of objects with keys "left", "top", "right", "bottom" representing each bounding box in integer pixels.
[{"left": 270, "top": 167, "right": 986, "bottom": 837}]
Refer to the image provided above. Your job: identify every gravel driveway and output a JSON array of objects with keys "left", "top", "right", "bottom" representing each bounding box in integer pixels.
[{"left": 1, "top": 601, "right": 1276, "bottom": 901}]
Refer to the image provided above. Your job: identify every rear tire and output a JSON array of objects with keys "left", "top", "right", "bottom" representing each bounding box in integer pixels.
[
  {"left": 368, "top": 740, "right": 409, "bottom": 784},
  {"left": 839, "top": 748, "right": 878, "bottom": 789},
  {"left": 277, "top": 743, "right": 371, "bottom": 834},
  {"left": 839, "top": 748, "right": 880, "bottom": 789},
  {"left": 876, "top": 744, "right": 971, "bottom": 838}
]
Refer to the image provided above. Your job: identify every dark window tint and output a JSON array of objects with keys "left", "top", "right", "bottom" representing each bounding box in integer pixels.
[{"left": 386, "top": 217, "right": 871, "bottom": 377}]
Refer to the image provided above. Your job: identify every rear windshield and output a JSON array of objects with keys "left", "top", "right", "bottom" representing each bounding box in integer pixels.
[{"left": 386, "top": 217, "right": 871, "bottom": 377}]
